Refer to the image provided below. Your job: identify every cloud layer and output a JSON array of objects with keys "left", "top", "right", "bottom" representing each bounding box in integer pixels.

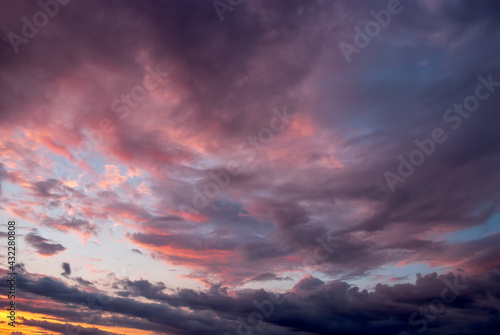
[{"left": 1, "top": 0, "right": 500, "bottom": 334}]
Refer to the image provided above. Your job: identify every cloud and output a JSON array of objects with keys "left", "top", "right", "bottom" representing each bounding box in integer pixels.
[
  {"left": 247, "top": 273, "right": 293, "bottom": 283},
  {"left": 292, "top": 275, "right": 325, "bottom": 292},
  {"left": 2, "top": 267, "right": 499, "bottom": 335},
  {"left": 25, "top": 233, "right": 66, "bottom": 256},
  {"left": 1, "top": 0, "right": 500, "bottom": 333},
  {"left": 117, "top": 279, "right": 167, "bottom": 299},
  {"left": 62, "top": 262, "right": 71, "bottom": 277},
  {"left": 30, "top": 179, "right": 65, "bottom": 198},
  {"left": 76, "top": 277, "right": 93, "bottom": 286}
]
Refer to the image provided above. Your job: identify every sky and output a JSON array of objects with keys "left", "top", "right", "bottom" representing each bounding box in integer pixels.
[{"left": 0, "top": 0, "right": 500, "bottom": 334}]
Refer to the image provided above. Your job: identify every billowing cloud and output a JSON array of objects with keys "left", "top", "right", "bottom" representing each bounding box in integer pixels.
[{"left": 1, "top": 267, "right": 500, "bottom": 334}]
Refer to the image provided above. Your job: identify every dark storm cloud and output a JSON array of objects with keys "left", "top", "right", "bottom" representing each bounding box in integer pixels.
[
  {"left": 0, "top": 273, "right": 231, "bottom": 335},
  {"left": 160, "top": 271, "right": 500, "bottom": 335},
  {"left": 1, "top": 267, "right": 500, "bottom": 334},
  {"left": 25, "top": 233, "right": 66, "bottom": 256}
]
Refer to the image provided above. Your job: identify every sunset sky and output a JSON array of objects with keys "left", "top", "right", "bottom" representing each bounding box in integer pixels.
[{"left": 1, "top": 0, "right": 500, "bottom": 334}]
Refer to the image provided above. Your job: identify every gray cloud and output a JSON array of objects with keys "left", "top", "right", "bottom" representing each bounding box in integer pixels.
[{"left": 25, "top": 233, "right": 66, "bottom": 256}]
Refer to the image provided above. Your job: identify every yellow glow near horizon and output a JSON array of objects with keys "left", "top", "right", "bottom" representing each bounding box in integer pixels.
[{"left": 0, "top": 306, "right": 160, "bottom": 335}]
